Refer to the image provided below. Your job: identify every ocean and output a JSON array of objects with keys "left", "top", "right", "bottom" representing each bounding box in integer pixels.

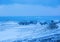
[
  {"left": 0, "top": 16, "right": 60, "bottom": 21},
  {"left": 0, "top": 16, "right": 60, "bottom": 42}
]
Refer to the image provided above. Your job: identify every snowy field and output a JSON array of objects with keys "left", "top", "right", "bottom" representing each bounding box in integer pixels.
[{"left": 0, "top": 20, "right": 60, "bottom": 42}]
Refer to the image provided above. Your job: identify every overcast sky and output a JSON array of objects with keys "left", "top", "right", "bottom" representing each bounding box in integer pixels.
[{"left": 0, "top": 0, "right": 60, "bottom": 16}]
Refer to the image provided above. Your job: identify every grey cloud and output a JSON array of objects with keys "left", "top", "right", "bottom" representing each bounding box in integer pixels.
[{"left": 0, "top": 4, "right": 60, "bottom": 16}]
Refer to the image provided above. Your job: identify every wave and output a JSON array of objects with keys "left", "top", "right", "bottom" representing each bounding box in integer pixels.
[
  {"left": 0, "top": 33, "right": 60, "bottom": 42},
  {"left": 0, "top": 20, "right": 60, "bottom": 42},
  {"left": 0, "top": 19, "right": 60, "bottom": 25},
  {"left": 0, "top": 21, "right": 19, "bottom": 26}
]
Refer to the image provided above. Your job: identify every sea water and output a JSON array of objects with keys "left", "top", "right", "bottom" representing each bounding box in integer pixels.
[
  {"left": 0, "top": 16, "right": 60, "bottom": 42},
  {"left": 0, "top": 16, "right": 60, "bottom": 22}
]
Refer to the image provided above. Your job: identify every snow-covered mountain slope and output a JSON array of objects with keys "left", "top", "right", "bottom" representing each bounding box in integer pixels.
[{"left": 0, "top": 22, "right": 60, "bottom": 42}]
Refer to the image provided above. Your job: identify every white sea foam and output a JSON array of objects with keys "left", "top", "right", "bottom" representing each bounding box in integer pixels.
[{"left": 0, "top": 20, "right": 60, "bottom": 41}]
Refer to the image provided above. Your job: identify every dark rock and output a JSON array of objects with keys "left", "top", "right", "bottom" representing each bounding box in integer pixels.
[
  {"left": 47, "top": 20, "right": 59, "bottom": 29},
  {"left": 30, "top": 21, "right": 37, "bottom": 24},
  {"left": 40, "top": 22, "right": 47, "bottom": 25},
  {"left": 18, "top": 22, "right": 30, "bottom": 25},
  {"left": 18, "top": 21, "right": 37, "bottom": 25}
]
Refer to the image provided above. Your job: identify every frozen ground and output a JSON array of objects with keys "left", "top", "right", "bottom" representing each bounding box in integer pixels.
[{"left": 0, "top": 21, "right": 60, "bottom": 42}]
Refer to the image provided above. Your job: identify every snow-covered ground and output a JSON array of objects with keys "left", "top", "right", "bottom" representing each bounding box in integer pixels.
[{"left": 0, "top": 21, "right": 60, "bottom": 42}]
